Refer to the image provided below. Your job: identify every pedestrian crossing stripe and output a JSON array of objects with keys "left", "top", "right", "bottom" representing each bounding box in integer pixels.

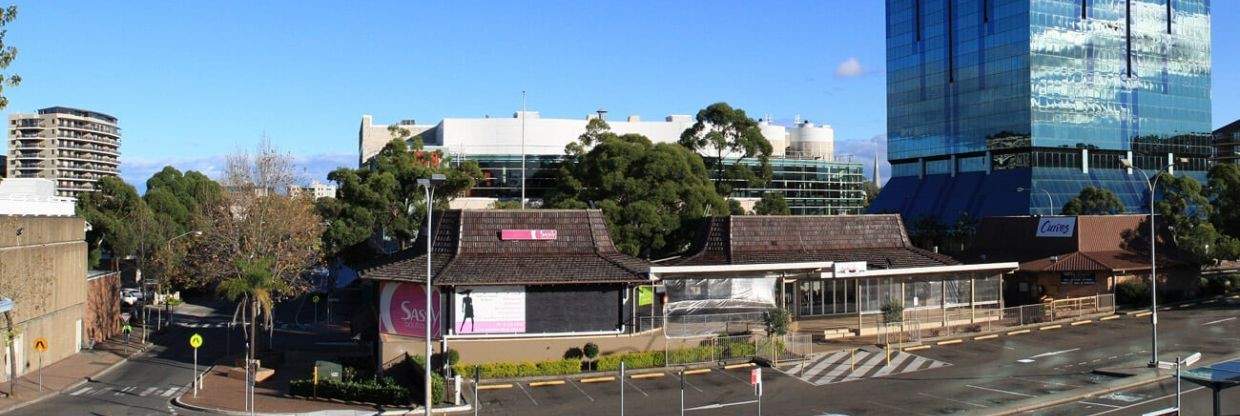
[{"left": 778, "top": 350, "right": 950, "bottom": 385}]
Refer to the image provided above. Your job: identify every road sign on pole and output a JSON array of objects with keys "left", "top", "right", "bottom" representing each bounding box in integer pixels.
[
  {"left": 33, "top": 337, "right": 47, "bottom": 392},
  {"left": 190, "top": 333, "right": 203, "bottom": 397}
]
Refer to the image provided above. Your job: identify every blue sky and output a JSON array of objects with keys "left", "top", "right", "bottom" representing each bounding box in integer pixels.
[{"left": 3, "top": 1, "right": 1238, "bottom": 189}]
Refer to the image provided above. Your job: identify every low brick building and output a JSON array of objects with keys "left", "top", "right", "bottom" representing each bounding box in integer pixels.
[
  {"left": 966, "top": 215, "right": 1196, "bottom": 305},
  {"left": 360, "top": 209, "right": 654, "bottom": 364}
]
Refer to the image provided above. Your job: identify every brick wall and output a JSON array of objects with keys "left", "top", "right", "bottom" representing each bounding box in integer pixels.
[{"left": 85, "top": 271, "right": 121, "bottom": 343}]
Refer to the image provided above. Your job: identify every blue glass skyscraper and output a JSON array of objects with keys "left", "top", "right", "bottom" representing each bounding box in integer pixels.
[{"left": 870, "top": 0, "right": 1212, "bottom": 223}]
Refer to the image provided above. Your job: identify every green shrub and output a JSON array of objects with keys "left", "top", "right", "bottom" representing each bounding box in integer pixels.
[
  {"left": 1116, "top": 280, "right": 1151, "bottom": 307},
  {"left": 881, "top": 300, "right": 904, "bottom": 323},
  {"left": 563, "top": 347, "right": 583, "bottom": 360},
  {"left": 666, "top": 346, "right": 715, "bottom": 364},
  {"left": 718, "top": 339, "right": 756, "bottom": 359},
  {"left": 406, "top": 355, "right": 446, "bottom": 404},
  {"left": 452, "top": 359, "right": 582, "bottom": 379},
  {"left": 289, "top": 377, "right": 410, "bottom": 405},
  {"left": 583, "top": 343, "right": 599, "bottom": 360},
  {"left": 596, "top": 350, "right": 665, "bottom": 371},
  {"left": 763, "top": 308, "right": 792, "bottom": 336}
]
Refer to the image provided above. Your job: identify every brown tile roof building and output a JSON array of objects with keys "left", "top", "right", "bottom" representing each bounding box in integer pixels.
[
  {"left": 966, "top": 215, "right": 1181, "bottom": 273},
  {"left": 672, "top": 214, "right": 959, "bottom": 269},
  {"left": 359, "top": 209, "right": 650, "bottom": 285}
]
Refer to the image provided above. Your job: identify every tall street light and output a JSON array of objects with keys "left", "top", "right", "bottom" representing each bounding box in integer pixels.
[
  {"left": 1119, "top": 156, "right": 1185, "bottom": 367},
  {"left": 417, "top": 174, "right": 446, "bottom": 416},
  {"left": 1016, "top": 187, "right": 1055, "bottom": 215}
]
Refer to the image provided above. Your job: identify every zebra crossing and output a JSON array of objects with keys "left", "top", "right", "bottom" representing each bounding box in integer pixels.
[
  {"left": 176, "top": 320, "right": 232, "bottom": 329},
  {"left": 778, "top": 348, "right": 949, "bottom": 385},
  {"left": 68, "top": 384, "right": 184, "bottom": 398}
]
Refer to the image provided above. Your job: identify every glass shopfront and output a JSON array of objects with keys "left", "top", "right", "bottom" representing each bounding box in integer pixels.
[{"left": 787, "top": 275, "right": 1001, "bottom": 317}]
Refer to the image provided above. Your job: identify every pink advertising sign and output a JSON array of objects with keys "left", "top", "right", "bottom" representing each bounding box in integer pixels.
[
  {"left": 379, "top": 281, "right": 442, "bottom": 338},
  {"left": 500, "top": 229, "right": 558, "bottom": 241}
]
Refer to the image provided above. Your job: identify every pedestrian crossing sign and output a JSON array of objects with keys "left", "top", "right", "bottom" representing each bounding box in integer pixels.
[
  {"left": 189, "top": 333, "right": 203, "bottom": 349},
  {"left": 33, "top": 337, "right": 48, "bottom": 352}
]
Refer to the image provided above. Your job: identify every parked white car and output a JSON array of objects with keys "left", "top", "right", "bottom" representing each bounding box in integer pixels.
[{"left": 120, "top": 288, "right": 141, "bottom": 306}]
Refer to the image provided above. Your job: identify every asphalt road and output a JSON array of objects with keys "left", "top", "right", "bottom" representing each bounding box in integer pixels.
[
  {"left": 8, "top": 302, "right": 239, "bottom": 416},
  {"left": 475, "top": 297, "right": 1240, "bottom": 416}
]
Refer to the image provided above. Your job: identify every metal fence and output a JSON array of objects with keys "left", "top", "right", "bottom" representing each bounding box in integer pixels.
[
  {"left": 877, "top": 294, "right": 1115, "bottom": 344},
  {"left": 663, "top": 333, "right": 813, "bottom": 367},
  {"left": 661, "top": 312, "right": 767, "bottom": 338}
]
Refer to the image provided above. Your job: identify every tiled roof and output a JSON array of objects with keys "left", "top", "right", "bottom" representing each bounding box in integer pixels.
[
  {"left": 1020, "top": 250, "right": 1181, "bottom": 273},
  {"left": 967, "top": 215, "right": 1188, "bottom": 273},
  {"left": 359, "top": 210, "right": 650, "bottom": 285},
  {"left": 673, "top": 214, "right": 959, "bottom": 268}
]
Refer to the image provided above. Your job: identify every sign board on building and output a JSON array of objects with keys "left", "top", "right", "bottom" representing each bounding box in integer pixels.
[
  {"left": 1059, "top": 273, "right": 1097, "bottom": 285},
  {"left": 1036, "top": 217, "right": 1077, "bottom": 238},
  {"left": 378, "top": 282, "right": 443, "bottom": 338},
  {"left": 500, "top": 229, "right": 558, "bottom": 241},
  {"left": 827, "top": 262, "right": 868, "bottom": 278},
  {"left": 454, "top": 286, "right": 526, "bottom": 334}
]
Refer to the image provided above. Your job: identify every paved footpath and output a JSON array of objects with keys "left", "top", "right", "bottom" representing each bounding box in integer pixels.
[{"left": 0, "top": 337, "right": 148, "bottom": 414}]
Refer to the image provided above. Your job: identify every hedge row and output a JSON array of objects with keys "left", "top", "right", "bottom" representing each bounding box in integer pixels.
[
  {"left": 288, "top": 377, "right": 409, "bottom": 405},
  {"left": 452, "top": 359, "right": 582, "bottom": 379},
  {"left": 407, "top": 355, "right": 446, "bottom": 404}
]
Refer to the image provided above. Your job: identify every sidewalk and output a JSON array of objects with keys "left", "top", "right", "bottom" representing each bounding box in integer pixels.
[
  {"left": 0, "top": 337, "right": 149, "bottom": 413},
  {"left": 178, "top": 363, "right": 377, "bottom": 414}
]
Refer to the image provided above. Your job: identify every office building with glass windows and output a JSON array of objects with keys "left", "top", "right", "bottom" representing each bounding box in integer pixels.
[
  {"left": 359, "top": 112, "right": 867, "bottom": 215},
  {"left": 870, "top": 0, "right": 1212, "bottom": 223},
  {"left": 1215, "top": 119, "right": 1240, "bottom": 164}
]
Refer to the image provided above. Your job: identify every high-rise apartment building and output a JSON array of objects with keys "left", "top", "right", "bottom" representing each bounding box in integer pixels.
[
  {"left": 7, "top": 107, "right": 122, "bottom": 198},
  {"left": 871, "top": 0, "right": 1212, "bottom": 222}
]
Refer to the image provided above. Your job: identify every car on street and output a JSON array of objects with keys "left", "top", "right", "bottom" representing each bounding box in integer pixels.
[{"left": 120, "top": 288, "right": 141, "bottom": 306}]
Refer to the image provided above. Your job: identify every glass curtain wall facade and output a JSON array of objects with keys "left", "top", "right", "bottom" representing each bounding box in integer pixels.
[
  {"left": 872, "top": 0, "right": 1212, "bottom": 223},
  {"left": 457, "top": 154, "right": 867, "bottom": 215}
]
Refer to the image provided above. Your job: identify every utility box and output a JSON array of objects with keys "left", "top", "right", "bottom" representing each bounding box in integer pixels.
[{"left": 314, "top": 360, "right": 343, "bottom": 382}]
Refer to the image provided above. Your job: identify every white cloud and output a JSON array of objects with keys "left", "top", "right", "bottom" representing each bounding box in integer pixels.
[
  {"left": 119, "top": 152, "right": 355, "bottom": 193},
  {"left": 834, "top": 57, "right": 866, "bottom": 78}
]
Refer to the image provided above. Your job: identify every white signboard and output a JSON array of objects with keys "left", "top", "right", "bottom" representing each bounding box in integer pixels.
[
  {"left": 1036, "top": 217, "right": 1076, "bottom": 238},
  {"left": 827, "top": 262, "right": 868, "bottom": 278},
  {"left": 454, "top": 286, "right": 526, "bottom": 334}
]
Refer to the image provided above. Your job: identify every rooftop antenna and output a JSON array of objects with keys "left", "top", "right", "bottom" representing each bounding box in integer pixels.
[
  {"left": 521, "top": 91, "right": 527, "bottom": 209},
  {"left": 596, "top": 108, "right": 608, "bottom": 120}
]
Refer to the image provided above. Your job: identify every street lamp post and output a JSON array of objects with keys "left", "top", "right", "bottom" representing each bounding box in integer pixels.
[
  {"left": 1016, "top": 187, "right": 1055, "bottom": 215},
  {"left": 417, "top": 174, "right": 446, "bottom": 416},
  {"left": 153, "top": 230, "right": 202, "bottom": 331},
  {"left": 1119, "top": 157, "right": 1184, "bottom": 368}
]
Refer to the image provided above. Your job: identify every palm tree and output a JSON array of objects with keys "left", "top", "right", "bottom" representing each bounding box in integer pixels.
[{"left": 217, "top": 257, "right": 287, "bottom": 412}]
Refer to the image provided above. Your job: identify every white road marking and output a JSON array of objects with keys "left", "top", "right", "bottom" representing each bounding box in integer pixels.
[
  {"left": 566, "top": 379, "right": 594, "bottom": 402},
  {"left": 1079, "top": 400, "right": 1121, "bottom": 408},
  {"left": 871, "top": 352, "right": 914, "bottom": 377},
  {"left": 1088, "top": 387, "right": 1205, "bottom": 415},
  {"left": 515, "top": 382, "right": 539, "bottom": 406},
  {"left": 1029, "top": 348, "right": 1080, "bottom": 359},
  {"left": 114, "top": 386, "right": 136, "bottom": 395},
  {"left": 161, "top": 387, "right": 179, "bottom": 397},
  {"left": 140, "top": 387, "right": 159, "bottom": 397},
  {"left": 70, "top": 387, "right": 92, "bottom": 396},
  {"left": 917, "top": 392, "right": 988, "bottom": 408},
  {"left": 1202, "top": 317, "right": 1236, "bottom": 326},
  {"left": 1012, "top": 377, "right": 1083, "bottom": 388},
  {"left": 965, "top": 384, "right": 1037, "bottom": 397},
  {"left": 685, "top": 400, "right": 758, "bottom": 411},
  {"left": 624, "top": 379, "right": 650, "bottom": 397}
]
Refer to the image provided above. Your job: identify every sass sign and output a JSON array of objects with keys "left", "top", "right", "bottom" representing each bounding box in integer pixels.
[
  {"left": 1036, "top": 217, "right": 1076, "bottom": 238},
  {"left": 379, "top": 282, "right": 442, "bottom": 338}
]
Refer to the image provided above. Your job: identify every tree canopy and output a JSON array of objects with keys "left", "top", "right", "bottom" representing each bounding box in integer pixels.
[
  {"left": 319, "top": 137, "right": 482, "bottom": 256},
  {"left": 548, "top": 119, "right": 728, "bottom": 258},
  {"left": 0, "top": 5, "right": 20, "bottom": 110},
  {"left": 145, "top": 166, "right": 223, "bottom": 236},
  {"left": 1061, "top": 186, "right": 1126, "bottom": 215},
  {"left": 677, "top": 103, "right": 773, "bottom": 197},
  {"left": 1154, "top": 172, "right": 1240, "bottom": 264},
  {"left": 753, "top": 193, "right": 790, "bottom": 215}
]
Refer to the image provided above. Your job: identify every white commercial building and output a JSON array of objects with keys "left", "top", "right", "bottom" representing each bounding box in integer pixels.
[{"left": 359, "top": 111, "right": 835, "bottom": 166}]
